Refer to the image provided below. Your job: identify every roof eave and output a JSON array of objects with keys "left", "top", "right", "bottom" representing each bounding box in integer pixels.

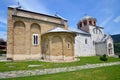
[{"left": 8, "top": 7, "right": 68, "bottom": 22}]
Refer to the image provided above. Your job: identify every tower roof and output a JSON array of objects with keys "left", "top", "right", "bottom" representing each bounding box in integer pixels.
[
  {"left": 81, "top": 15, "right": 92, "bottom": 20},
  {"left": 78, "top": 15, "right": 96, "bottom": 24}
]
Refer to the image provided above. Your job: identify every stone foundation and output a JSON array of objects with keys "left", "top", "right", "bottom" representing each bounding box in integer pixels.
[
  {"left": 11, "top": 54, "right": 41, "bottom": 60},
  {"left": 42, "top": 55, "right": 76, "bottom": 62}
]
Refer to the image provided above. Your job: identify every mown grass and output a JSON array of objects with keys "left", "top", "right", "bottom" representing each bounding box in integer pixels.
[
  {"left": 2, "top": 65, "right": 120, "bottom": 80},
  {"left": 0, "top": 56, "right": 119, "bottom": 72}
]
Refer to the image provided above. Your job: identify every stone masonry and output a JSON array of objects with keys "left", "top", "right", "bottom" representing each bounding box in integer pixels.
[{"left": 7, "top": 7, "right": 76, "bottom": 61}]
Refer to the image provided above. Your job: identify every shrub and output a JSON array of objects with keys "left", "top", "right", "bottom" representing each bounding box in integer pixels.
[
  {"left": 7, "top": 58, "right": 13, "bottom": 60},
  {"left": 118, "top": 55, "right": 120, "bottom": 58},
  {"left": 100, "top": 54, "right": 108, "bottom": 61}
]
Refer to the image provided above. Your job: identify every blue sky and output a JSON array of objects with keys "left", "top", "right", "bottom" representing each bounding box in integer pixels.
[{"left": 0, "top": 0, "right": 120, "bottom": 40}]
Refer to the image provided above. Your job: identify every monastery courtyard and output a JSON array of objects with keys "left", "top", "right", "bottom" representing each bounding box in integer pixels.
[{"left": 0, "top": 56, "right": 120, "bottom": 79}]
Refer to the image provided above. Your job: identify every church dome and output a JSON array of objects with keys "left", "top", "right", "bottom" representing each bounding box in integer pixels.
[
  {"left": 77, "top": 15, "right": 97, "bottom": 32},
  {"left": 81, "top": 15, "right": 92, "bottom": 20}
]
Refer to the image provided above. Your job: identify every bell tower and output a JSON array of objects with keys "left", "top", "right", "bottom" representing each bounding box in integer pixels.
[{"left": 77, "top": 16, "right": 96, "bottom": 32}]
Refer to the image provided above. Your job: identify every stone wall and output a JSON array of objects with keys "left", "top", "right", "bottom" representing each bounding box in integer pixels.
[
  {"left": 7, "top": 7, "right": 68, "bottom": 60},
  {"left": 95, "top": 42, "right": 107, "bottom": 56},
  {"left": 42, "top": 32, "right": 75, "bottom": 61},
  {"left": 89, "top": 25, "right": 104, "bottom": 41},
  {"left": 75, "top": 34, "right": 95, "bottom": 56}
]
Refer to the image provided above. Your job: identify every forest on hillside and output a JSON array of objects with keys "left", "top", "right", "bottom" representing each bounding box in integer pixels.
[{"left": 111, "top": 34, "right": 120, "bottom": 55}]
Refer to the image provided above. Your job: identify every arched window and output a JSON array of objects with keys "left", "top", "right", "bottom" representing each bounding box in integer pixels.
[
  {"left": 96, "top": 29, "right": 98, "bottom": 34},
  {"left": 93, "top": 28, "right": 97, "bottom": 34},
  {"left": 108, "top": 43, "right": 113, "bottom": 55},
  {"left": 108, "top": 43, "right": 112, "bottom": 48},
  {"left": 33, "top": 34, "right": 39, "bottom": 45},
  {"left": 85, "top": 39, "right": 87, "bottom": 44},
  {"left": 84, "top": 20, "right": 87, "bottom": 26},
  {"left": 94, "top": 21, "right": 96, "bottom": 25},
  {"left": 99, "top": 30, "right": 102, "bottom": 34},
  {"left": 93, "top": 28, "right": 102, "bottom": 34},
  {"left": 93, "top": 29, "right": 95, "bottom": 34},
  {"left": 31, "top": 23, "right": 40, "bottom": 46},
  {"left": 79, "top": 23, "right": 82, "bottom": 27},
  {"left": 67, "top": 43, "right": 70, "bottom": 49},
  {"left": 93, "top": 41, "right": 95, "bottom": 45},
  {"left": 89, "top": 21, "right": 92, "bottom": 25},
  {"left": 66, "top": 36, "right": 72, "bottom": 49}
]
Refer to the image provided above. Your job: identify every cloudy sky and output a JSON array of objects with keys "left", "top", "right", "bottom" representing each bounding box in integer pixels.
[{"left": 0, "top": 0, "right": 120, "bottom": 40}]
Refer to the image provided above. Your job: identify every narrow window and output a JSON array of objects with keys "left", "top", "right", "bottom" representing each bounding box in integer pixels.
[
  {"left": 33, "top": 34, "right": 39, "bottom": 45},
  {"left": 85, "top": 39, "right": 87, "bottom": 44},
  {"left": 94, "top": 21, "right": 96, "bottom": 25},
  {"left": 79, "top": 23, "right": 82, "bottom": 27},
  {"left": 93, "top": 41, "right": 95, "bottom": 45},
  {"left": 89, "top": 21, "right": 92, "bottom": 25},
  {"left": 67, "top": 43, "right": 70, "bottom": 49},
  {"left": 93, "top": 29, "right": 95, "bottom": 34},
  {"left": 96, "top": 29, "right": 97, "bottom": 34},
  {"left": 84, "top": 20, "right": 87, "bottom": 26}
]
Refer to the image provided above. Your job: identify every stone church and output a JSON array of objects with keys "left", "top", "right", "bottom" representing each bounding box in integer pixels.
[
  {"left": 7, "top": 6, "right": 114, "bottom": 62},
  {"left": 73, "top": 16, "right": 114, "bottom": 57}
]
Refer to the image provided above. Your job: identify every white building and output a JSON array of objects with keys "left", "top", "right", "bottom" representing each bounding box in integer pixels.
[{"left": 70, "top": 16, "right": 114, "bottom": 57}]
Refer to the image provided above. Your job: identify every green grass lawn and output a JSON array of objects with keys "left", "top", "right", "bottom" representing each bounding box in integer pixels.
[
  {"left": 2, "top": 65, "right": 120, "bottom": 80},
  {"left": 0, "top": 56, "right": 119, "bottom": 72}
]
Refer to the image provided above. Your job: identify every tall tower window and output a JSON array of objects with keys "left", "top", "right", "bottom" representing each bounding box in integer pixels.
[
  {"left": 89, "top": 21, "right": 92, "bottom": 25},
  {"left": 33, "top": 34, "right": 39, "bottom": 45},
  {"left": 96, "top": 29, "right": 98, "bottom": 34},
  {"left": 79, "top": 23, "right": 82, "bottom": 28},
  {"left": 84, "top": 20, "right": 87, "bottom": 26},
  {"left": 94, "top": 21, "right": 96, "bottom": 25}
]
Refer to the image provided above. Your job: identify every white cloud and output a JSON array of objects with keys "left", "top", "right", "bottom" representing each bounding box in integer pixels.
[
  {"left": 0, "top": 31, "right": 7, "bottom": 41},
  {"left": 100, "top": 16, "right": 113, "bottom": 27},
  {"left": 113, "top": 16, "right": 120, "bottom": 23}
]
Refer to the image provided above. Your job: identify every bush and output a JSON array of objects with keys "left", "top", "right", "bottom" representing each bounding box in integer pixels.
[
  {"left": 100, "top": 54, "right": 108, "bottom": 61},
  {"left": 118, "top": 55, "right": 120, "bottom": 58}
]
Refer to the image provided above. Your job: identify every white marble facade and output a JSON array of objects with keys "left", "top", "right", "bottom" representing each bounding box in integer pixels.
[{"left": 72, "top": 16, "right": 114, "bottom": 57}]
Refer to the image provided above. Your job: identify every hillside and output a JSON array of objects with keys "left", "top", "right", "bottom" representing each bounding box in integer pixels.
[
  {"left": 111, "top": 34, "right": 120, "bottom": 43},
  {"left": 111, "top": 34, "right": 120, "bottom": 55}
]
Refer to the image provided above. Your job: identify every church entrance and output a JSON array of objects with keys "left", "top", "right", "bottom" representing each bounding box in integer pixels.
[
  {"left": 108, "top": 48, "right": 112, "bottom": 55},
  {"left": 108, "top": 43, "right": 113, "bottom": 55}
]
